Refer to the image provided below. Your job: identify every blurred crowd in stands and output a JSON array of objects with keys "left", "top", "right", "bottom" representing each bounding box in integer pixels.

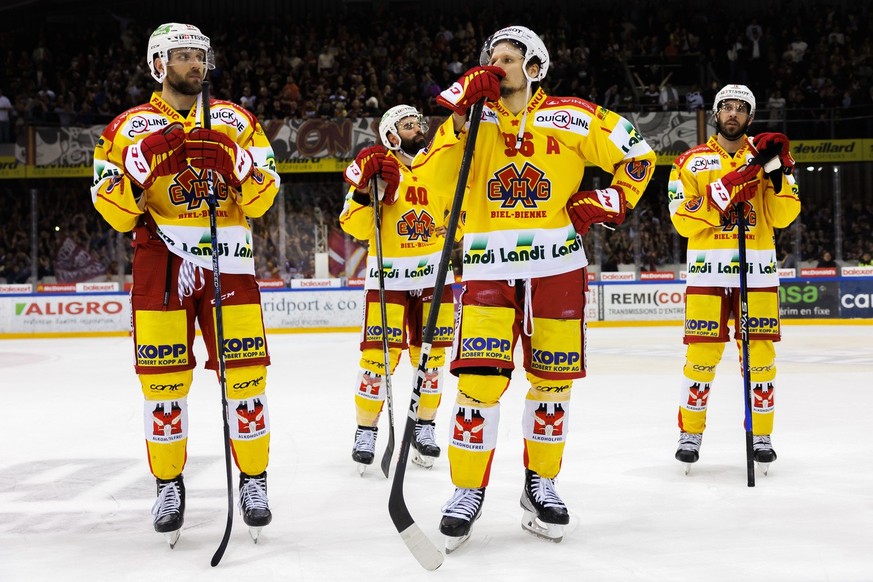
[
  {"left": 1, "top": 2, "right": 872, "bottom": 141},
  {"left": 2, "top": 2, "right": 873, "bottom": 283}
]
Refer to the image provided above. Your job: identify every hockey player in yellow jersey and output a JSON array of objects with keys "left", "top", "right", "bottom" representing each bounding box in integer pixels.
[
  {"left": 340, "top": 105, "right": 465, "bottom": 472},
  {"left": 434, "top": 25, "right": 656, "bottom": 550},
  {"left": 91, "top": 23, "right": 280, "bottom": 545},
  {"left": 667, "top": 84, "right": 800, "bottom": 473}
]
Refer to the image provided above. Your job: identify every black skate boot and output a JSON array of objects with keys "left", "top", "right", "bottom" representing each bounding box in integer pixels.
[
  {"left": 752, "top": 435, "right": 777, "bottom": 474},
  {"left": 352, "top": 425, "right": 377, "bottom": 474},
  {"left": 152, "top": 475, "right": 185, "bottom": 548},
  {"left": 439, "top": 486, "right": 486, "bottom": 553},
  {"left": 675, "top": 431, "right": 703, "bottom": 473},
  {"left": 520, "top": 469, "right": 569, "bottom": 542},
  {"left": 411, "top": 420, "right": 440, "bottom": 468},
  {"left": 239, "top": 471, "right": 272, "bottom": 542}
]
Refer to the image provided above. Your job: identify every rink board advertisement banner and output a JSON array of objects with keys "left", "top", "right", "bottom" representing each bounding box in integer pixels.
[
  {"left": 598, "top": 282, "right": 687, "bottom": 321},
  {"left": 778, "top": 280, "right": 841, "bottom": 319},
  {"left": 260, "top": 288, "right": 362, "bottom": 329},
  {"left": 1, "top": 279, "right": 870, "bottom": 335},
  {"left": 839, "top": 278, "right": 873, "bottom": 319},
  {"left": 0, "top": 294, "right": 130, "bottom": 334}
]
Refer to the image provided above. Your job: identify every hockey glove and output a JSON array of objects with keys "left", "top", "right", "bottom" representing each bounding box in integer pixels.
[
  {"left": 122, "top": 123, "right": 187, "bottom": 189},
  {"left": 187, "top": 128, "right": 254, "bottom": 188},
  {"left": 437, "top": 66, "right": 505, "bottom": 116},
  {"left": 753, "top": 132, "right": 795, "bottom": 193},
  {"left": 566, "top": 187, "right": 626, "bottom": 235},
  {"left": 706, "top": 163, "right": 761, "bottom": 214},
  {"left": 343, "top": 145, "right": 401, "bottom": 205}
]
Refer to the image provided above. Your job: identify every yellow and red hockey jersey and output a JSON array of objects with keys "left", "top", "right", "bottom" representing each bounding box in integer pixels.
[
  {"left": 339, "top": 119, "right": 465, "bottom": 291},
  {"left": 91, "top": 91, "right": 280, "bottom": 275},
  {"left": 457, "top": 88, "right": 656, "bottom": 281},
  {"left": 668, "top": 134, "right": 801, "bottom": 288}
]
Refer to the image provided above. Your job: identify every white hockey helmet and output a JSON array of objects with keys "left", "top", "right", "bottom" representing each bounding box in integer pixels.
[
  {"left": 479, "top": 25, "right": 549, "bottom": 82},
  {"left": 379, "top": 104, "right": 428, "bottom": 150},
  {"left": 147, "top": 22, "right": 214, "bottom": 83},
  {"left": 712, "top": 84, "right": 756, "bottom": 117}
]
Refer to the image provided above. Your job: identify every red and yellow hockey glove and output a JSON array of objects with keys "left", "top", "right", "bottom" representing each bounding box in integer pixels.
[
  {"left": 187, "top": 128, "right": 254, "bottom": 188},
  {"left": 566, "top": 187, "right": 626, "bottom": 235},
  {"left": 437, "top": 66, "right": 504, "bottom": 116},
  {"left": 122, "top": 122, "right": 187, "bottom": 189}
]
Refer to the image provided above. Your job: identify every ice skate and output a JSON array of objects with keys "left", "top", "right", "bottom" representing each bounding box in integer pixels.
[
  {"left": 239, "top": 471, "right": 272, "bottom": 543},
  {"left": 411, "top": 420, "right": 440, "bottom": 468},
  {"left": 752, "top": 435, "right": 777, "bottom": 475},
  {"left": 520, "top": 470, "right": 569, "bottom": 542},
  {"left": 675, "top": 432, "right": 703, "bottom": 474},
  {"left": 439, "top": 487, "right": 485, "bottom": 553},
  {"left": 151, "top": 475, "right": 185, "bottom": 548},
  {"left": 352, "top": 426, "right": 378, "bottom": 475}
]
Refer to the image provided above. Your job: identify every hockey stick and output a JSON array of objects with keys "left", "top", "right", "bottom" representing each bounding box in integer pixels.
[
  {"left": 737, "top": 149, "right": 782, "bottom": 487},
  {"left": 388, "top": 100, "right": 485, "bottom": 571},
  {"left": 736, "top": 199, "right": 756, "bottom": 488},
  {"left": 199, "top": 81, "right": 235, "bottom": 567},
  {"left": 371, "top": 173, "right": 396, "bottom": 479}
]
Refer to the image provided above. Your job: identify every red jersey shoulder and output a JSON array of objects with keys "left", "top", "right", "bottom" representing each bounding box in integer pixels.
[{"left": 674, "top": 143, "right": 715, "bottom": 169}]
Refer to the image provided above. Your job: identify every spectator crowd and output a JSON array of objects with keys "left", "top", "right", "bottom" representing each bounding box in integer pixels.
[{"left": 1, "top": 1, "right": 872, "bottom": 283}]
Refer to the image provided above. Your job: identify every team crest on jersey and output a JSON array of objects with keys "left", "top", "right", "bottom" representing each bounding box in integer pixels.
[
  {"left": 397, "top": 209, "right": 435, "bottom": 241},
  {"left": 722, "top": 203, "right": 756, "bottom": 231},
  {"left": 625, "top": 159, "right": 651, "bottom": 182},
  {"left": 487, "top": 162, "right": 551, "bottom": 209},
  {"left": 686, "top": 196, "right": 703, "bottom": 212},
  {"left": 168, "top": 167, "right": 229, "bottom": 211}
]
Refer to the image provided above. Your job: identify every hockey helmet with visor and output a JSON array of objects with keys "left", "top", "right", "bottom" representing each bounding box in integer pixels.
[
  {"left": 712, "top": 84, "right": 756, "bottom": 117},
  {"left": 379, "top": 105, "right": 428, "bottom": 151},
  {"left": 479, "top": 25, "right": 549, "bottom": 82},
  {"left": 147, "top": 23, "right": 215, "bottom": 83}
]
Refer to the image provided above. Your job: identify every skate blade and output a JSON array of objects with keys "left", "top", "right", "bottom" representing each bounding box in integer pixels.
[
  {"left": 444, "top": 533, "right": 471, "bottom": 554},
  {"left": 163, "top": 530, "right": 181, "bottom": 549},
  {"left": 682, "top": 462, "right": 692, "bottom": 475},
  {"left": 411, "top": 451, "right": 436, "bottom": 469},
  {"left": 249, "top": 526, "right": 263, "bottom": 543},
  {"left": 356, "top": 462, "right": 369, "bottom": 476},
  {"left": 521, "top": 510, "right": 564, "bottom": 543},
  {"left": 756, "top": 461, "right": 771, "bottom": 476}
]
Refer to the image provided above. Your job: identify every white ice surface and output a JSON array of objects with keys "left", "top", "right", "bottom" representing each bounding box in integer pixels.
[{"left": 1, "top": 324, "right": 872, "bottom": 581}]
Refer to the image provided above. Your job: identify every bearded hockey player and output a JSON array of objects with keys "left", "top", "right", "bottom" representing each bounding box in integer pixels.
[
  {"left": 340, "top": 104, "right": 464, "bottom": 473},
  {"left": 91, "top": 23, "right": 280, "bottom": 546},
  {"left": 667, "top": 84, "right": 800, "bottom": 474},
  {"left": 435, "top": 25, "right": 655, "bottom": 551}
]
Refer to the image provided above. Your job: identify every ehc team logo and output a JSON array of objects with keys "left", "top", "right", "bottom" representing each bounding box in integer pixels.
[
  {"left": 487, "top": 162, "right": 551, "bottom": 209},
  {"left": 169, "top": 167, "right": 230, "bottom": 211},
  {"left": 397, "top": 209, "right": 435, "bottom": 242}
]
